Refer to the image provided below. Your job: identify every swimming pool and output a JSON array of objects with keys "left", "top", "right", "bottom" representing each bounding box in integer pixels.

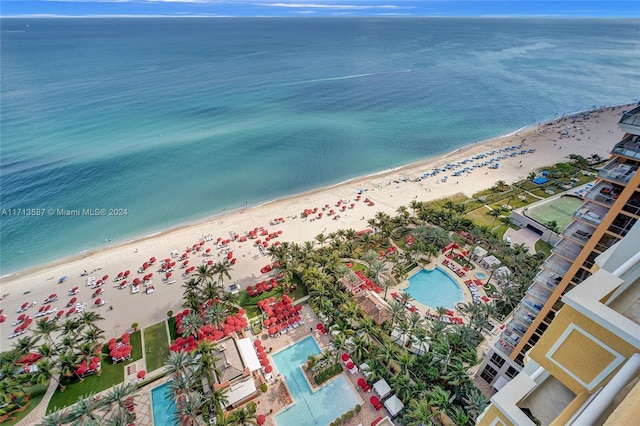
[
  {"left": 151, "top": 382, "right": 177, "bottom": 426},
  {"left": 405, "top": 267, "right": 464, "bottom": 310},
  {"left": 273, "top": 336, "right": 360, "bottom": 426},
  {"left": 475, "top": 272, "right": 487, "bottom": 280}
]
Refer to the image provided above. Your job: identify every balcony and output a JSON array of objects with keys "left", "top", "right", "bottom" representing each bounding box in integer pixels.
[
  {"left": 518, "top": 376, "right": 576, "bottom": 426},
  {"left": 562, "top": 220, "right": 596, "bottom": 244},
  {"left": 522, "top": 297, "right": 544, "bottom": 313},
  {"left": 611, "top": 133, "right": 640, "bottom": 160},
  {"left": 507, "top": 320, "right": 528, "bottom": 336},
  {"left": 501, "top": 328, "right": 522, "bottom": 347},
  {"left": 573, "top": 202, "right": 609, "bottom": 226},
  {"left": 543, "top": 254, "right": 572, "bottom": 277},
  {"left": 584, "top": 181, "right": 623, "bottom": 207},
  {"left": 514, "top": 307, "right": 536, "bottom": 325},
  {"left": 553, "top": 238, "right": 583, "bottom": 261},
  {"left": 619, "top": 105, "right": 640, "bottom": 135},
  {"left": 597, "top": 158, "right": 638, "bottom": 184},
  {"left": 527, "top": 284, "right": 552, "bottom": 305},
  {"left": 534, "top": 269, "right": 562, "bottom": 291}
]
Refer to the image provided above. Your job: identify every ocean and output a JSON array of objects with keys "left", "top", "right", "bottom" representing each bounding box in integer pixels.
[{"left": 1, "top": 18, "right": 639, "bottom": 275}]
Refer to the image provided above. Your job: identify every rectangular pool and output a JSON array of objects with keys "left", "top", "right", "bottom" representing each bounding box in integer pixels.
[
  {"left": 273, "top": 336, "right": 360, "bottom": 426},
  {"left": 151, "top": 382, "right": 177, "bottom": 426}
]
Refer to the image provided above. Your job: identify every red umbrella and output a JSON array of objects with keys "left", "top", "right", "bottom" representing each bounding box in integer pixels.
[
  {"left": 257, "top": 414, "right": 265, "bottom": 425},
  {"left": 268, "top": 326, "right": 276, "bottom": 335},
  {"left": 357, "top": 378, "right": 367, "bottom": 387},
  {"left": 256, "top": 345, "right": 265, "bottom": 353},
  {"left": 341, "top": 353, "right": 350, "bottom": 362},
  {"left": 260, "top": 358, "right": 269, "bottom": 366},
  {"left": 136, "top": 370, "right": 146, "bottom": 379},
  {"left": 264, "top": 365, "right": 273, "bottom": 373},
  {"left": 258, "top": 352, "right": 267, "bottom": 359},
  {"left": 346, "top": 361, "right": 355, "bottom": 369}
]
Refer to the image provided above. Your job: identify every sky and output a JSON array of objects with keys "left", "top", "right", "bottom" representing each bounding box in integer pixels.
[{"left": 1, "top": 0, "right": 639, "bottom": 18}]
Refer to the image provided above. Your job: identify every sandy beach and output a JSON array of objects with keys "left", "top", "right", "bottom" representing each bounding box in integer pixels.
[{"left": 0, "top": 104, "right": 632, "bottom": 340}]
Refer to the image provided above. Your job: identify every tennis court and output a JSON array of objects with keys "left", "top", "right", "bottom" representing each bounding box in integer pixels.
[{"left": 527, "top": 195, "right": 583, "bottom": 231}]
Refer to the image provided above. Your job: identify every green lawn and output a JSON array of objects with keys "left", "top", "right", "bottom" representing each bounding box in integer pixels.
[
  {"left": 143, "top": 322, "right": 170, "bottom": 372},
  {"left": 47, "top": 331, "right": 143, "bottom": 413},
  {"left": 535, "top": 240, "right": 553, "bottom": 257}
]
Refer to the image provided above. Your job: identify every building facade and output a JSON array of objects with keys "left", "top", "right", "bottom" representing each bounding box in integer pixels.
[
  {"left": 478, "top": 105, "right": 640, "bottom": 389},
  {"left": 477, "top": 220, "right": 640, "bottom": 425}
]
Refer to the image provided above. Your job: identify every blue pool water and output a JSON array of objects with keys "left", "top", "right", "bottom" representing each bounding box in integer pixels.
[
  {"left": 475, "top": 272, "right": 487, "bottom": 279},
  {"left": 273, "top": 336, "right": 360, "bottom": 426},
  {"left": 405, "top": 267, "right": 464, "bottom": 310},
  {"left": 151, "top": 382, "right": 177, "bottom": 426}
]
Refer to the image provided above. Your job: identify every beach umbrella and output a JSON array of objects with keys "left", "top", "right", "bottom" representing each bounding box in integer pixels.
[
  {"left": 268, "top": 326, "right": 276, "bottom": 335},
  {"left": 258, "top": 352, "right": 267, "bottom": 360},
  {"left": 257, "top": 414, "right": 265, "bottom": 425},
  {"left": 357, "top": 378, "right": 367, "bottom": 387},
  {"left": 346, "top": 361, "right": 355, "bottom": 369},
  {"left": 341, "top": 353, "right": 350, "bottom": 362},
  {"left": 254, "top": 340, "right": 263, "bottom": 348},
  {"left": 94, "top": 299, "right": 102, "bottom": 305},
  {"left": 264, "top": 365, "right": 273, "bottom": 374},
  {"left": 256, "top": 345, "right": 265, "bottom": 353},
  {"left": 136, "top": 370, "right": 146, "bottom": 379},
  {"left": 260, "top": 358, "right": 269, "bottom": 366}
]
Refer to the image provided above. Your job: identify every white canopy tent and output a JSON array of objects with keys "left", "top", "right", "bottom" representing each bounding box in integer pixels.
[
  {"left": 237, "top": 337, "right": 261, "bottom": 372},
  {"left": 384, "top": 394, "right": 405, "bottom": 417},
  {"left": 373, "top": 378, "right": 391, "bottom": 399},
  {"left": 481, "top": 255, "right": 501, "bottom": 269}
]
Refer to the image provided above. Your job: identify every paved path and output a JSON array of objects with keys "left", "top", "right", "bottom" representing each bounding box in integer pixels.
[{"left": 17, "top": 373, "right": 60, "bottom": 426}]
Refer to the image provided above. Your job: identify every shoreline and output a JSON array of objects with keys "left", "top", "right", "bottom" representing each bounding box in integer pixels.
[
  {"left": 0, "top": 102, "right": 633, "bottom": 283},
  {"left": 0, "top": 103, "right": 633, "bottom": 340}
]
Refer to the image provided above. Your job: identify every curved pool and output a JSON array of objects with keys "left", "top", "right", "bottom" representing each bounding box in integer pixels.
[
  {"left": 475, "top": 272, "right": 487, "bottom": 280},
  {"left": 405, "top": 267, "right": 464, "bottom": 310}
]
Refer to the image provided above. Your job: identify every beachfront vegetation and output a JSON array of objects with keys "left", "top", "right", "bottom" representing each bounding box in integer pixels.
[{"left": 8, "top": 157, "right": 594, "bottom": 424}]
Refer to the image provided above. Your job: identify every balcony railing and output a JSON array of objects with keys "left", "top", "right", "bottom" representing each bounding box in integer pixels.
[
  {"left": 534, "top": 269, "right": 561, "bottom": 291},
  {"left": 527, "top": 283, "right": 552, "bottom": 304},
  {"left": 522, "top": 297, "right": 544, "bottom": 313},
  {"left": 619, "top": 105, "right": 640, "bottom": 134},
  {"left": 553, "top": 238, "right": 583, "bottom": 261},
  {"left": 597, "top": 158, "right": 638, "bottom": 184},
  {"left": 543, "top": 254, "right": 571, "bottom": 276},
  {"left": 501, "top": 329, "right": 521, "bottom": 347},
  {"left": 584, "top": 181, "right": 623, "bottom": 206},
  {"left": 562, "top": 220, "right": 595, "bottom": 243},
  {"left": 507, "top": 321, "right": 528, "bottom": 336},
  {"left": 611, "top": 133, "right": 640, "bottom": 160},
  {"left": 573, "top": 202, "right": 609, "bottom": 226},
  {"left": 514, "top": 307, "right": 536, "bottom": 325}
]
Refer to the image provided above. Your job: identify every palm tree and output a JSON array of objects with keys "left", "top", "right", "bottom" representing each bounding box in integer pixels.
[
  {"left": 77, "top": 311, "right": 105, "bottom": 330},
  {"left": 448, "top": 405, "right": 471, "bottom": 426},
  {"left": 101, "top": 383, "right": 137, "bottom": 417},
  {"left": 34, "top": 318, "right": 60, "bottom": 347},
  {"left": 13, "top": 335, "right": 40, "bottom": 355},
  {"left": 182, "top": 278, "right": 200, "bottom": 298},
  {"left": 463, "top": 386, "right": 488, "bottom": 421},
  {"left": 228, "top": 401, "right": 258, "bottom": 425},
  {"left": 166, "top": 350, "right": 197, "bottom": 375},
  {"left": 38, "top": 408, "right": 69, "bottom": 426},
  {"left": 67, "top": 392, "right": 104, "bottom": 424},
  {"left": 83, "top": 327, "right": 106, "bottom": 347},
  {"left": 208, "top": 387, "right": 229, "bottom": 417},
  {"left": 404, "top": 399, "right": 433, "bottom": 425},
  {"left": 390, "top": 373, "right": 413, "bottom": 403},
  {"left": 193, "top": 339, "right": 221, "bottom": 392},
  {"left": 180, "top": 311, "right": 204, "bottom": 339},
  {"left": 175, "top": 391, "right": 205, "bottom": 426},
  {"left": 213, "top": 262, "right": 233, "bottom": 289}
]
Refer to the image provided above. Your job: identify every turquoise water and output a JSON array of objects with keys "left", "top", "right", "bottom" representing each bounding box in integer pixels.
[
  {"left": 1, "top": 18, "right": 639, "bottom": 274},
  {"left": 405, "top": 267, "right": 464, "bottom": 310},
  {"left": 475, "top": 272, "right": 487, "bottom": 279},
  {"left": 151, "top": 382, "right": 177, "bottom": 426},
  {"left": 273, "top": 336, "right": 360, "bottom": 426}
]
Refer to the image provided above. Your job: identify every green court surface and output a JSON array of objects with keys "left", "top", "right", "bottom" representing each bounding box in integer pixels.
[{"left": 527, "top": 195, "right": 583, "bottom": 231}]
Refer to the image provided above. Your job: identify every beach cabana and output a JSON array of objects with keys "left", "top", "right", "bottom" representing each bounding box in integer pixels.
[
  {"left": 495, "top": 266, "right": 512, "bottom": 283},
  {"left": 384, "top": 394, "right": 404, "bottom": 418},
  {"left": 472, "top": 246, "right": 488, "bottom": 260},
  {"left": 481, "top": 255, "right": 501, "bottom": 269},
  {"left": 373, "top": 378, "right": 391, "bottom": 399}
]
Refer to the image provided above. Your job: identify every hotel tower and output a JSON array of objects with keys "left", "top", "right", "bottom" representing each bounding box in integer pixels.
[{"left": 477, "top": 105, "right": 640, "bottom": 391}]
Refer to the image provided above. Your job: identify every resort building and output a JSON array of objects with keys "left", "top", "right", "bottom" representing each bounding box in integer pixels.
[
  {"left": 478, "top": 105, "right": 640, "bottom": 388},
  {"left": 213, "top": 336, "right": 263, "bottom": 408},
  {"left": 477, "top": 219, "right": 640, "bottom": 426}
]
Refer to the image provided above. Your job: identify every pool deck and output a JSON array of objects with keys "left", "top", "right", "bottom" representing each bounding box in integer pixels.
[
  {"left": 131, "top": 304, "right": 393, "bottom": 426},
  {"left": 392, "top": 253, "right": 493, "bottom": 322}
]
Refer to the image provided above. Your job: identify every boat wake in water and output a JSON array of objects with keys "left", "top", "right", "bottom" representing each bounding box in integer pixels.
[{"left": 287, "top": 69, "right": 413, "bottom": 85}]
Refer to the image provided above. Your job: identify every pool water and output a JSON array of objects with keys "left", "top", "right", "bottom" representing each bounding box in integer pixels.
[
  {"left": 151, "top": 382, "right": 177, "bottom": 426},
  {"left": 475, "top": 272, "right": 487, "bottom": 279},
  {"left": 273, "top": 336, "right": 360, "bottom": 426},
  {"left": 405, "top": 267, "right": 464, "bottom": 310}
]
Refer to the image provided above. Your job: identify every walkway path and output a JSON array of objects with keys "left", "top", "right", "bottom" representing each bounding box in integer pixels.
[{"left": 17, "top": 372, "right": 60, "bottom": 426}]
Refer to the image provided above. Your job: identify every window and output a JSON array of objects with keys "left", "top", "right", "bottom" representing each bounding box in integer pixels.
[
  {"left": 490, "top": 353, "right": 506, "bottom": 368},
  {"left": 505, "top": 366, "right": 518, "bottom": 379},
  {"left": 480, "top": 365, "right": 498, "bottom": 383}
]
